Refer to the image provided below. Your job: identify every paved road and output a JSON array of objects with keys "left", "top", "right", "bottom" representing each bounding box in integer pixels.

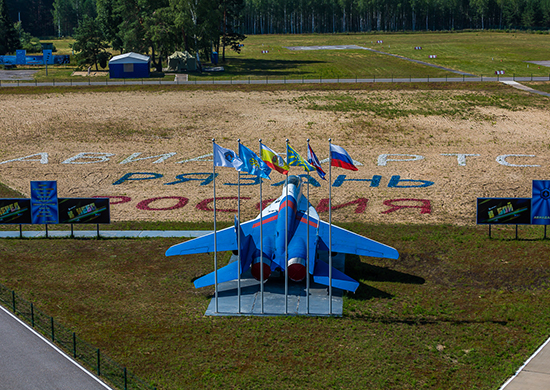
[
  {"left": 500, "top": 336, "right": 550, "bottom": 390},
  {"left": 0, "top": 305, "right": 112, "bottom": 390}
]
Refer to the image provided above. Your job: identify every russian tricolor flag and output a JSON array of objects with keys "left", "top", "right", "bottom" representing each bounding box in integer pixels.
[{"left": 330, "top": 144, "right": 358, "bottom": 171}]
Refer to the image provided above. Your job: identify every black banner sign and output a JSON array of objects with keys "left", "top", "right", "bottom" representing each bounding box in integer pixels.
[
  {"left": 58, "top": 198, "right": 110, "bottom": 224},
  {"left": 0, "top": 199, "right": 32, "bottom": 224},
  {"left": 477, "top": 198, "right": 532, "bottom": 225}
]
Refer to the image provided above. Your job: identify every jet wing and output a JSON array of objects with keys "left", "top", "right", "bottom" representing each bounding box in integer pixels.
[
  {"left": 317, "top": 221, "right": 399, "bottom": 260},
  {"left": 165, "top": 226, "right": 238, "bottom": 256}
]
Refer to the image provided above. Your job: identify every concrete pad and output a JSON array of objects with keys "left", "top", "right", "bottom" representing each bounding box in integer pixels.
[
  {"left": 501, "top": 370, "right": 550, "bottom": 390},
  {"left": 526, "top": 61, "right": 550, "bottom": 68},
  {"left": 204, "top": 253, "right": 346, "bottom": 316},
  {"left": 204, "top": 274, "right": 343, "bottom": 316},
  {"left": 500, "top": 337, "right": 550, "bottom": 390}
]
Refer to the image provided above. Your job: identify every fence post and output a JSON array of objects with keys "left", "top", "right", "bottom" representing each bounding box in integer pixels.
[
  {"left": 12, "top": 291, "right": 15, "bottom": 313},
  {"left": 97, "top": 349, "right": 101, "bottom": 376},
  {"left": 124, "top": 367, "right": 128, "bottom": 390},
  {"left": 31, "top": 303, "right": 34, "bottom": 327},
  {"left": 51, "top": 316, "right": 55, "bottom": 342},
  {"left": 73, "top": 332, "right": 77, "bottom": 358}
]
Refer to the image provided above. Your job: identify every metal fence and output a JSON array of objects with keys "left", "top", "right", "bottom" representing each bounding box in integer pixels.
[
  {"left": 0, "top": 282, "right": 155, "bottom": 390},
  {"left": 1, "top": 73, "right": 550, "bottom": 88}
]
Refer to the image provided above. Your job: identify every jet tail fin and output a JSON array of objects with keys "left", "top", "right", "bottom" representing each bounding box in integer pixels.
[
  {"left": 313, "top": 259, "right": 360, "bottom": 293},
  {"left": 194, "top": 261, "right": 240, "bottom": 288}
]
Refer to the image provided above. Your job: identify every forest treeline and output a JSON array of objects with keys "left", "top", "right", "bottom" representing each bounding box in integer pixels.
[
  {"left": 3, "top": 0, "right": 550, "bottom": 62},
  {"left": 6, "top": 0, "right": 550, "bottom": 39}
]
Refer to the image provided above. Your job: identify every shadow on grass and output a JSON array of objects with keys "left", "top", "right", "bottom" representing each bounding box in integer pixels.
[
  {"left": 345, "top": 254, "right": 425, "bottom": 301},
  {"left": 349, "top": 313, "right": 508, "bottom": 326},
  {"left": 347, "top": 254, "right": 425, "bottom": 283},
  {"left": 202, "top": 58, "right": 324, "bottom": 77}
]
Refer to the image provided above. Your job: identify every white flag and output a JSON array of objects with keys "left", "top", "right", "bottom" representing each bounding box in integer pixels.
[{"left": 213, "top": 143, "right": 244, "bottom": 170}]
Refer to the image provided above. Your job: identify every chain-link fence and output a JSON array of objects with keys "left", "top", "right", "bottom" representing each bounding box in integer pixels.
[{"left": 0, "top": 282, "right": 155, "bottom": 390}]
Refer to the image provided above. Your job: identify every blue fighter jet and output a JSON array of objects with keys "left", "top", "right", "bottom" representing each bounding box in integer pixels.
[{"left": 165, "top": 175, "right": 399, "bottom": 292}]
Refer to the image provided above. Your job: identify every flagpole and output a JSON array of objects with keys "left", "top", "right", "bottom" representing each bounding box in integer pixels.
[
  {"left": 285, "top": 139, "right": 289, "bottom": 315},
  {"left": 237, "top": 139, "right": 242, "bottom": 314},
  {"left": 306, "top": 139, "right": 311, "bottom": 315},
  {"left": 328, "top": 138, "right": 332, "bottom": 315},
  {"left": 212, "top": 139, "right": 219, "bottom": 314},
  {"left": 259, "top": 139, "right": 264, "bottom": 314}
]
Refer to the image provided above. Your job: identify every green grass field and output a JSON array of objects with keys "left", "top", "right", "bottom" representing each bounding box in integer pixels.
[
  {"left": 2, "top": 31, "right": 550, "bottom": 389},
  {"left": 226, "top": 31, "right": 550, "bottom": 79},
  {"left": 11, "top": 31, "right": 548, "bottom": 83},
  {"left": 1, "top": 224, "right": 549, "bottom": 389}
]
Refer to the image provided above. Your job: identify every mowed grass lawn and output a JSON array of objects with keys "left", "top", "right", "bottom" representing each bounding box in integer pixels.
[
  {"left": 220, "top": 31, "right": 550, "bottom": 79},
  {"left": 31, "top": 31, "right": 550, "bottom": 82},
  {"left": 1, "top": 223, "right": 550, "bottom": 389}
]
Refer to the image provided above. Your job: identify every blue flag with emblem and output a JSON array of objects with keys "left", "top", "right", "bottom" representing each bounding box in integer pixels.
[
  {"left": 213, "top": 143, "right": 244, "bottom": 170},
  {"left": 238, "top": 143, "right": 271, "bottom": 179},
  {"left": 287, "top": 143, "right": 314, "bottom": 172}
]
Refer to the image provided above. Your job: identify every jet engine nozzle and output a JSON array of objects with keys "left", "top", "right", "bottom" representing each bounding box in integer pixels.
[
  {"left": 287, "top": 257, "right": 307, "bottom": 282},
  {"left": 251, "top": 256, "right": 272, "bottom": 282}
]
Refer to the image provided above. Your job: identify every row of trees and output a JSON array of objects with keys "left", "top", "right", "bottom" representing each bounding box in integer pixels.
[
  {"left": 3, "top": 0, "right": 550, "bottom": 64},
  {"left": 14, "top": 0, "right": 550, "bottom": 39},
  {"left": 67, "top": 0, "right": 247, "bottom": 70},
  {"left": 241, "top": 0, "right": 550, "bottom": 34}
]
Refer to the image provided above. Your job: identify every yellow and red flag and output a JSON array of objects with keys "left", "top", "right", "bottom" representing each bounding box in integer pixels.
[{"left": 260, "top": 143, "right": 289, "bottom": 175}]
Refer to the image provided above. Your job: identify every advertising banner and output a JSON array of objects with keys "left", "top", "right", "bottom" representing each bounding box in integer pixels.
[
  {"left": 477, "top": 198, "right": 532, "bottom": 225},
  {"left": 531, "top": 180, "right": 550, "bottom": 225},
  {"left": 0, "top": 199, "right": 31, "bottom": 224},
  {"left": 58, "top": 198, "right": 110, "bottom": 224},
  {"left": 30, "top": 181, "right": 59, "bottom": 224}
]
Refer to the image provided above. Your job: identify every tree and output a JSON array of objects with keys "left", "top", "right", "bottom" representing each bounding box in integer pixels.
[
  {"left": 0, "top": 0, "right": 19, "bottom": 55},
  {"left": 144, "top": 6, "right": 179, "bottom": 71},
  {"left": 96, "top": 0, "right": 124, "bottom": 52},
  {"left": 219, "top": 0, "right": 247, "bottom": 61},
  {"left": 71, "top": 15, "right": 111, "bottom": 70}
]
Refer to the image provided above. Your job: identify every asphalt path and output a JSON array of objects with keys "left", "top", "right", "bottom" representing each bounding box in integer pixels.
[
  {"left": 0, "top": 70, "right": 38, "bottom": 81},
  {"left": 0, "top": 305, "right": 112, "bottom": 390}
]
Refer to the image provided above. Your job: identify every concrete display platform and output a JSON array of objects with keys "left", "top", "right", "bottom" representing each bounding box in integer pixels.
[{"left": 205, "top": 253, "right": 346, "bottom": 316}]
